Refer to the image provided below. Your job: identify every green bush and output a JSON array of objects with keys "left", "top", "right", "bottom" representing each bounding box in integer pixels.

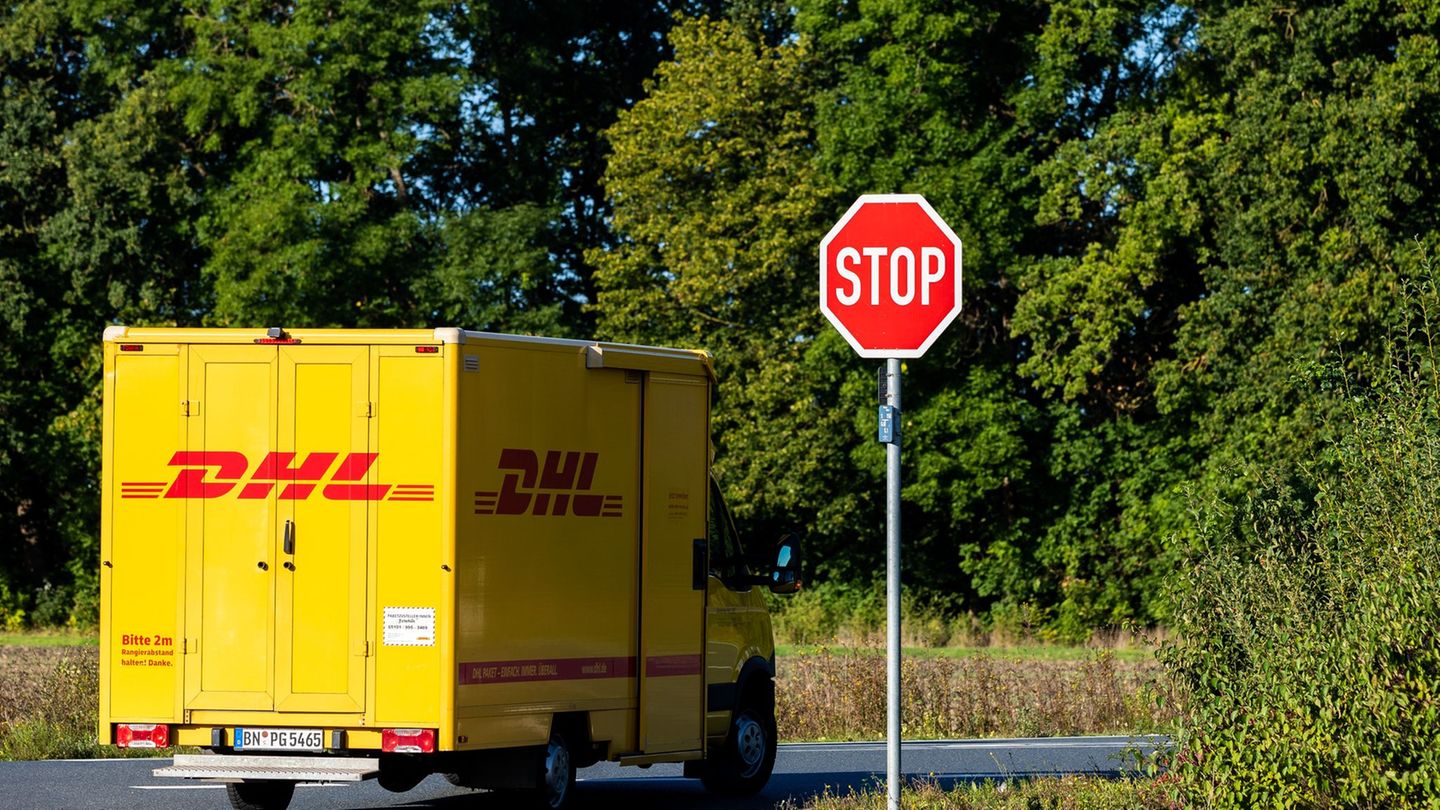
[
  {"left": 0, "top": 718, "right": 97, "bottom": 761},
  {"left": 1163, "top": 264, "right": 1440, "bottom": 806},
  {"left": 769, "top": 580, "right": 885, "bottom": 645},
  {"left": 0, "top": 580, "right": 27, "bottom": 632},
  {"left": 29, "top": 584, "right": 74, "bottom": 629},
  {"left": 770, "top": 579, "right": 1070, "bottom": 649},
  {"left": 770, "top": 580, "right": 981, "bottom": 646}
]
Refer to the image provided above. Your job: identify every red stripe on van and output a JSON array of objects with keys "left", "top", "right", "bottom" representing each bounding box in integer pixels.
[
  {"left": 457, "top": 654, "right": 702, "bottom": 684},
  {"left": 459, "top": 656, "right": 636, "bottom": 685},
  {"left": 645, "top": 654, "right": 702, "bottom": 677}
]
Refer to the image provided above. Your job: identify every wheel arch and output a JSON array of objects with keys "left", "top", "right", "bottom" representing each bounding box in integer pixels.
[
  {"left": 549, "top": 711, "right": 596, "bottom": 767},
  {"left": 709, "top": 654, "right": 774, "bottom": 721}
]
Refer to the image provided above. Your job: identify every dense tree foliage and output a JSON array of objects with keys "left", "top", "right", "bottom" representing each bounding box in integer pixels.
[
  {"left": 598, "top": 3, "right": 1197, "bottom": 632},
  {"left": 2, "top": 0, "right": 1436, "bottom": 636},
  {"left": 0, "top": 0, "right": 723, "bottom": 626},
  {"left": 598, "top": 0, "right": 1440, "bottom": 636}
]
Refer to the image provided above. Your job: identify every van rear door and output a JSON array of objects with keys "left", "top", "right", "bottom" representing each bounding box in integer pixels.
[
  {"left": 274, "top": 346, "right": 369, "bottom": 713},
  {"left": 182, "top": 345, "right": 280, "bottom": 710},
  {"left": 181, "top": 344, "right": 369, "bottom": 715}
]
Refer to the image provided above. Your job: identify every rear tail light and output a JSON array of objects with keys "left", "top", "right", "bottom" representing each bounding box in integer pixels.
[
  {"left": 116, "top": 723, "right": 170, "bottom": 748},
  {"left": 381, "top": 728, "right": 436, "bottom": 753}
]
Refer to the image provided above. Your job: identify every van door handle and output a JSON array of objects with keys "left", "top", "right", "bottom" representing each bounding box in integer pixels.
[{"left": 283, "top": 520, "right": 295, "bottom": 555}]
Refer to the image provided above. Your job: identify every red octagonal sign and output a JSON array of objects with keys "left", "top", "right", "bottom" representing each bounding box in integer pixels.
[{"left": 820, "top": 194, "right": 963, "bottom": 358}]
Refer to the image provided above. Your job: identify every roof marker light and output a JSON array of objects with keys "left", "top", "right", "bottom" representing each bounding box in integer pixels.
[{"left": 255, "top": 327, "right": 300, "bottom": 345}]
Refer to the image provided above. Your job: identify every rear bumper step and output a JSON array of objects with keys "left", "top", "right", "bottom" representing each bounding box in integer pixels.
[{"left": 154, "top": 754, "right": 379, "bottom": 782}]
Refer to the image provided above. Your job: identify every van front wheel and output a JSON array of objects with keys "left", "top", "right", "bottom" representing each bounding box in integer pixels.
[
  {"left": 225, "top": 780, "right": 295, "bottom": 810},
  {"left": 702, "top": 693, "right": 777, "bottom": 796}
]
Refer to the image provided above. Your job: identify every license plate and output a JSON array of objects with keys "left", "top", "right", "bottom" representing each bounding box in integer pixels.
[{"left": 234, "top": 727, "right": 324, "bottom": 751}]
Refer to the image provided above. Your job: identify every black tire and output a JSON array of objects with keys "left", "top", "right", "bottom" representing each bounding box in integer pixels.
[
  {"left": 702, "top": 686, "right": 778, "bottom": 796},
  {"left": 523, "top": 728, "right": 577, "bottom": 809},
  {"left": 225, "top": 780, "right": 295, "bottom": 810}
]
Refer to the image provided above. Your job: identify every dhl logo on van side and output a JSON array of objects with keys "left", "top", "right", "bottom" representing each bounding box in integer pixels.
[
  {"left": 473, "top": 449, "right": 622, "bottom": 518},
  {"left": 120, "top": 452, "right": 433, "bottom": 502}
]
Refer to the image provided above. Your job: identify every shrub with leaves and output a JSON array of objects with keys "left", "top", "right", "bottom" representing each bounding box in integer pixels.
[{"left": 1163, "top": 255, "right": 1440, "bottom": 807}]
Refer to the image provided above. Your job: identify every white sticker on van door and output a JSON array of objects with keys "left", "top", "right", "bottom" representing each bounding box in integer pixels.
[{"left": 382, "top": 607, "right": 436, "bottom": 646}]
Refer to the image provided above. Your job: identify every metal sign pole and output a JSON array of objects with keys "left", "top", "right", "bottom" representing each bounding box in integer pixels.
[
  {"left": 883, "top": 358, "right": 902, "bottom": 810},
  {"left": 823, "top": 194, "right": 961, "bottom": 810}
]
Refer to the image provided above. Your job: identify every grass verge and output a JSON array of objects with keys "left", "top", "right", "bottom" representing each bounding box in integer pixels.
[
  {"left": 777, "top": 643, "right": 1151, "bottom": 664},
  {"left": 0, "top": 632, "right": 98, "bottom": 647},
  {"left": 780, "top": 776, "right": 1172, "bottom": 809}
]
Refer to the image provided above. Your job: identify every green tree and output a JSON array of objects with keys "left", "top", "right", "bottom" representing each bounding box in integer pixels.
[
  {"left": 793, "top": 0, "right": 1064, "bottom": 612},
  {"left": 425, "top": 0, "right": 730, "bottom": 332},
  {"left": 594, "top": 17, "right": 866, "bottom": 572},
  {"left": 0, "top": 0, "right": 724, "bottom": 624},
  {"left": 599, "top": 4, "right": 1201, "bottom": 633},
  {"left": 1, "top": 1, "right": 200, "bottom": 625},
  {"left": 158, "top": 0, "right": 457, "bottom": 327},
  {"left": 794, "top": 0, "right": 1189, "bottom": 628},
  {"left": 415, "top": 204, "right": 571, "bottom": 335},
  {"left": 8, "top": 0, "right": 1437, "bottom": 638},
  {"left": 1018, "top": 0, "right": 1440, "bottom": 558}
]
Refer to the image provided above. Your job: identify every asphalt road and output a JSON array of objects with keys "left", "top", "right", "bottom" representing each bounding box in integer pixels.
[{"left": 0, "top": 735, "right": 1167, "bottom": 810}]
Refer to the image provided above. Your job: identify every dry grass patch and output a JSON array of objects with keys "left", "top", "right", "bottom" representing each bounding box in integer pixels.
[
  {"left": 2, "top": 643, "right": 1178, "bottom": 760},
  {"left": 0, "top": 644, "right": 193, "bottom": 760},
  {"left": 0, "top": 645, "right": 97, "bottom": 728},
  {"left": 0, "top": 644, "right": 103, "bottom": 759},
  {"left": 776, "top": 649, "right": 1179, "bottom": 741}
]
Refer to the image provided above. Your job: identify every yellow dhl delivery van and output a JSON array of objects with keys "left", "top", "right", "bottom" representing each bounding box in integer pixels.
[{"left": 98, "top": 326, "right": 801, "bottom": 810}]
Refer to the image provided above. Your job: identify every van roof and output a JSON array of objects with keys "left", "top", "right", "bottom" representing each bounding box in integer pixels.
[{"left": 102, "top": 326, "right": 714, "bottom": 379}]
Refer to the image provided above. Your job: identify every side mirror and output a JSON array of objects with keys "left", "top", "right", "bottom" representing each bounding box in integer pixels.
[{"left": 768, "top": 534, "right": 803, "bottom": 595}]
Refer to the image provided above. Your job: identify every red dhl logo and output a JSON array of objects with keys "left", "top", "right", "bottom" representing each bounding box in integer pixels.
[
  {"left": 120, "top": 452, "right": 433, "bottom": 502},
  {"left": 474, "top": 449, "right": 622, "bottom": 518}
]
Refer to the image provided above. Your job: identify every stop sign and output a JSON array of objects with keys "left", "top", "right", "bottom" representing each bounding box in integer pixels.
[{"left": 820, "top": 194, "right": 963, "bottom": 358}]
